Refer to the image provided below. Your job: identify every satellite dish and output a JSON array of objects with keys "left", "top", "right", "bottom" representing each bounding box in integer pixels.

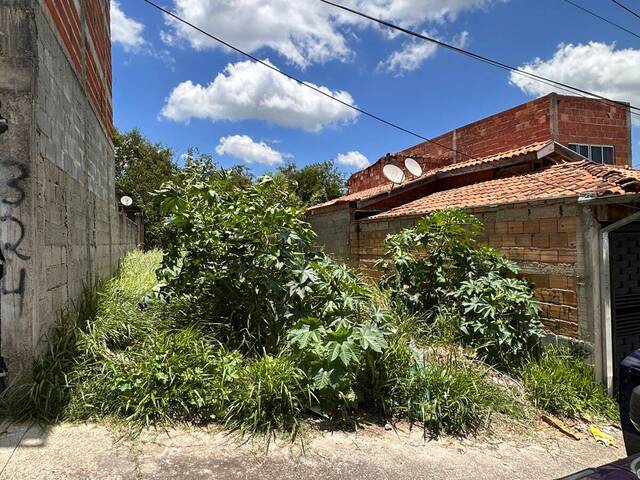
[
  {"left": 383, "top": 164, "right": 405, "bottom": 184},
  {"left": 120, "top": 195, "right": 133, "bottom": 207},
  {"left": 404, "top": 157, "right": 422, "bottom": 177}
]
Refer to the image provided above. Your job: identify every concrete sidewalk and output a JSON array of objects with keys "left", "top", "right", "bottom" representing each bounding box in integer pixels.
[{"left": 0, "top": 421, "right": 626, "bottom": 479}]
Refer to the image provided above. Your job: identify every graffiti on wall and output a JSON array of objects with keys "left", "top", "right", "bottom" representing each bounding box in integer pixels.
[{"left": 1, "top": 159, "right": 29, "bottom": 313}]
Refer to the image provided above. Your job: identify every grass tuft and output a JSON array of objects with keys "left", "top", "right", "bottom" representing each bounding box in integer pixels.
[{"left": 521, "top": 346, "right": 618, "bottom": 421}]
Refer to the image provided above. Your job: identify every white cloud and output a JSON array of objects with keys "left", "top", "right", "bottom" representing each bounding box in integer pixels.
[
  {"left": 510, "top": 42, "right": 640, "bottom": 124},
  {"left": 165, "top": 0, "right": 502, "bottom": 67},
  {"left": 336, "top": 151, "right": 369, "bottom": 169},
  {"left": 215, "top": 135, "right": 285, "bottom": 165},
  {"left": 161, "top": 59, "right": 359, "bottom": 131},
  {"left": 110, "top": 0, "right": 145, "bottom": 51},
  {"left": 381, "top": 31, "right": 469, "bottom": 73}
]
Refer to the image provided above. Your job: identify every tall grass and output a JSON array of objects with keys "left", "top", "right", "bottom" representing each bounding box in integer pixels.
[{"left": 521, "top": 347, "right": 618, "bottom": 421}]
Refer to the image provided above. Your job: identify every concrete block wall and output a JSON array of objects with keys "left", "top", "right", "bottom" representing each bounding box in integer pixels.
[
  {"left": 307, "top": 203, "right": 353, "bottom": 263},
  {"left": 0, "top": 1, "right": 138, "bottom": 380}
]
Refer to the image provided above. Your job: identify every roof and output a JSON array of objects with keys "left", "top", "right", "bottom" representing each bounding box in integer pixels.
[
  {"left": 368, "top": 160, "right": 640, "bottom": 220},
  {"left": 308, "top": 140, "right": 565, "bottom": 212}
]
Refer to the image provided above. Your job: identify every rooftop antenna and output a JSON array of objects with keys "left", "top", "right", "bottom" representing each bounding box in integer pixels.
[{"left": 404, "top": 157, "right": 423, "bottom": 177}]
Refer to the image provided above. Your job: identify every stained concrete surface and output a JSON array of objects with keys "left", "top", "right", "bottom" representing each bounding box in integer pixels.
[{"left": 0, "top": 421, "right": 627, "bottom": 479}]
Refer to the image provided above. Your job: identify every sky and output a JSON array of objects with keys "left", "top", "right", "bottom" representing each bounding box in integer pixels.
[{"left": 110, "top": 0, "right": 640, "bottom": 175}]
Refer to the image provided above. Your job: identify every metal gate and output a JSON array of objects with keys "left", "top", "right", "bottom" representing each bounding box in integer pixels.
[{"left": 610, "top": 221, "right": 640, "bottom": 387}]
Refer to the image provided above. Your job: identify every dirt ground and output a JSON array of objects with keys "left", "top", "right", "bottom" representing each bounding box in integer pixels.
[{"left": 0, "top": 419, "right": 627, "bottom": 480}]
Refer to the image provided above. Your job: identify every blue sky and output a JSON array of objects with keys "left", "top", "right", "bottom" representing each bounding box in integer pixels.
[{"left": 111, "top": 0, "right": 640, "bottom": 174}]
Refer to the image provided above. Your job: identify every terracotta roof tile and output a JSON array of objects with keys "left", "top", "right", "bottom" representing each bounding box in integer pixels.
[
  {"left": 370, "top": 161, "right": 640, "bottom": 220},
  {"left": 308, "top": 183, "right": 392, "bottom": 211},
  {"left": 433, "top": 140, "right": 552, "bottom": 174},
  {"left": 308, "top": 141, "right": 554, "bottom": 212}
]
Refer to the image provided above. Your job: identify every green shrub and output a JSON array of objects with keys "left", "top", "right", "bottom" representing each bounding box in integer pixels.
[
  {"left": 379, "top": 209, "right": 543, "bottom": 370},
  {"left": 226, "top": 355, "right": 310, "bottom": 437},
  {"left": 287, "top": 316, "right": 388, "bottom": 413},
  {"left": 457, "top": 273, "right": 543, "bottom": 369},
  {"left": 521, "top": 347, "right": 617, "bottom": 420}
]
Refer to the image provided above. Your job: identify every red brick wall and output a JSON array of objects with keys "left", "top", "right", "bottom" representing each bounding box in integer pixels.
[
  {"left": 556, "top": 96, "right": 631, "bottom": 166},
  {"left": 348, "top": 96, "right": 554, "bottom": 194},
  {"left": 42, "top": 0, "right": 112, "bottom": 138},
  {"left": 348, "top": 94, "right": 632, "bottom": 194},
  {"left": 351, "top": 200, "right": 582, "bottom": 339}
]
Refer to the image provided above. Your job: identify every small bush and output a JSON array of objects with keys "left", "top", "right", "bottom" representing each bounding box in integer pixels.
[
  {"left": 457, "top": 273, "right": 543, "bottom": 370},
  {"left": 521, "top": 347, "right": 618, "bottom": 420},
  {"left": 378, "top": 209, "right": 543, "bottom": 369},
  {"left": 226, "top": 355, "right": 310, "bottom": 437}
]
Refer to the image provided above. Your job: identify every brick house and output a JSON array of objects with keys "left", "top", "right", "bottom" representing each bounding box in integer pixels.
[{"left": 308, "top": 94, "right": 639, "bottom": 391}]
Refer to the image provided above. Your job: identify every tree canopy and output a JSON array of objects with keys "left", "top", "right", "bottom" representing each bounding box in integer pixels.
[{"left": 114, "top": 128, "right": 178, "bottom": 249}]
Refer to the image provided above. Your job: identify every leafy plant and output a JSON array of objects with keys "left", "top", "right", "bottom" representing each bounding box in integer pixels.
[
  {"left": 288, "top": 316, "right": 388, "bottom": 412},
  {"left": 379, "top": 209, "right": 543, "bottom": 369},
  {"left": 457, "top": 273, "right": 543, "bottom": 369},
  {"left": 522, "top": 347, "right": 618, "bottom": 420}
]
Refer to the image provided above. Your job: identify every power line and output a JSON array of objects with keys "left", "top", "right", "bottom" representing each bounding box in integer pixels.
[
  {"left": 139, "top": 0, "right": 589, "bottom": 198},
  {"left": 318, "top": 0, "right": 640, "bottom": 119},
  {"left": 141, "top": 0, "right": 479, "bottom": 161},
  {"left": 561, "top": 0, "right": 640, "bottom": 40},
  {"left": 610, "top": 0, "right": 640, "bottom": 21}
]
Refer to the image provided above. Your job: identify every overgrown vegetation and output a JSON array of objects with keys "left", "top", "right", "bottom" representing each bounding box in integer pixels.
[
  {"left": 378, "top": 210, "right": 543, "bottom": 370},
  {"left": 522, "top": 347, "right": 618, "bottom": 421},
  {"left": 0, "top": 167, "right": 617, "bottom": 438}
]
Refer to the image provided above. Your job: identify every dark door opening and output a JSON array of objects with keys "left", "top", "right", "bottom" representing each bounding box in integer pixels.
[{"left": 610, "top": 221, "right": 640, "bottom": 389}]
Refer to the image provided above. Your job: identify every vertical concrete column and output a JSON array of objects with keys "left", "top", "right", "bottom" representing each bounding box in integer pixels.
[{"left": 0, "top": 0, "right": 37, "bottom": 380}]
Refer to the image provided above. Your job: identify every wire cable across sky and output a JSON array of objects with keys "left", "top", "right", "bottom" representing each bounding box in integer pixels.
[
  {"left": 609, "top": 0, "right": 640, "bottom": 21},
  {"left": 561, "top": 0, "right": 640, "bottom": 40},
  {"left": 141, "top": 0, "right": 483, "bottom": 160},
  {"left": 318, "top": 0, "right": 640, "bottom": 119}
]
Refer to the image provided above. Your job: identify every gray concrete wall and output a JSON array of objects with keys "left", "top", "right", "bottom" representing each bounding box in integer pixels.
[
  {"left": 307, "top": 204, "right": 352, "bottom": 263},
  {"left": 0, "top": 1, "right": 138, "bottom": 380}
]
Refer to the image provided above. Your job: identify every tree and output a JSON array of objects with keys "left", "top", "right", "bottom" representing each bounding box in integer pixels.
[
  {"left": 114, "top": 128, "right": 178, "bottom": 249},
  {"left": 276, "top": 161, "right": 346, "bottom": 206}
]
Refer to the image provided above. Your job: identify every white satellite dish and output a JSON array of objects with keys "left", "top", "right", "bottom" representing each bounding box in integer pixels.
[
  {"left": 120, "top": 195, "right": 133, "bottom": 207},
  {"left": 404, "top": 157, "right": 422, "bottom": 177},
  {"left": 383, "top": 164, "right": 405, "bottom": 185}
]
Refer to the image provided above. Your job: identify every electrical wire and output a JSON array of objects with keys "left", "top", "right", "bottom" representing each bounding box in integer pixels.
[
  {"left": 610, "top": 0, "right": 640, "bottom": 21},
  {"left": 561, "top": 0, "right": 640, "bottom": 40},
  {"left": 318, "top": 0, "right": 640, "bottom": 119},
  {"left": 141, "top": 0, "right": 480, "bottom": 160},
  {"left": 140, "top": 0, "right": 632, "bottom": 192}
]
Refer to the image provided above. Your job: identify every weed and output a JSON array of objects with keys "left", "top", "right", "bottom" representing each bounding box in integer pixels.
[{"left": 521, "top": 346, "right": 618, "bottom": 421}]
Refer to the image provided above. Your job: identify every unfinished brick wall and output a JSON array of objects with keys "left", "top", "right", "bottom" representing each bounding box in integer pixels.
[
  {"left": 347, "top": 94, "right": 632, "bottom": 195},
  {"left": 42, "top": 0, "right": 112, "bottom": 137},
  {"left": 307, "top": 203, "right": 352, "bottom": 263},
  {"left": 351, "top": 200, "right": 583, "bottom": 340},
  {"left": 556, "top": 95, "right": 632, "bottom": 166}
]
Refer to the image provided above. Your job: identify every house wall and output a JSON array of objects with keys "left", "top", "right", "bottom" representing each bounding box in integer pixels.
[
  {"left": 0, "top": 1, "right": 138, "bottom": 381},
  {"left": 347, "top": 94, "right": 632, "bottom": 195},
  {"left": 307, "top": 203, "right": 352, "bottom": 263},
  {"left": 556, "top": 95, "right": 632, "bottom": 166},
  {"left": 348, "top": 199, "right": 592, "bottom": 344}
]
